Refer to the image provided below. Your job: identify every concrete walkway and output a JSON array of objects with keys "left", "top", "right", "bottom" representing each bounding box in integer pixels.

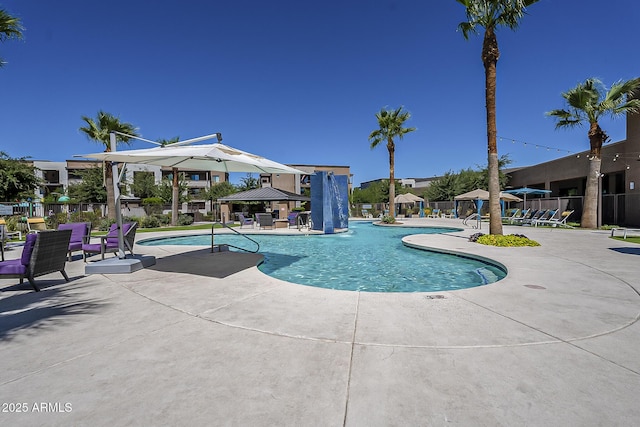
[{"left": 1, "top": 219, "right": 639, "bottom": 426}]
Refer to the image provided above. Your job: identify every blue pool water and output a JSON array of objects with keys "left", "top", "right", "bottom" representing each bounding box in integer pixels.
[{"left": 139, "top": 222, "right": 506, "bottom": 292}]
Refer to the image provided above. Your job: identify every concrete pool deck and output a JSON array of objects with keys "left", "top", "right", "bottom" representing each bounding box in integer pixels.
[{"left": 1, "top": 218, "right": 639, "bottom": 426}]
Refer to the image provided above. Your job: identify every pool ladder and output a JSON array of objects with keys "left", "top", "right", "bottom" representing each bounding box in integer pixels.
[{"left": 211, "top": 215, "right": 260, "bottom": 254}]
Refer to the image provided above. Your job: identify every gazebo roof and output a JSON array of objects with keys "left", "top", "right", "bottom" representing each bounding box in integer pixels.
[{"left": 218, "top": 187, "right": 310, "bottom": 202}]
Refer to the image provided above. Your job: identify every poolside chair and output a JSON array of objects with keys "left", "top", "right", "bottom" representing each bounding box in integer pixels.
[
  {"left": 287, "top": 212, "right": 299, "bottom": 228},
  {"left": 522, "top": 209, "right": 548, "bottom": 225},
  {"left": 440, "top": 210, "right": 454, "bottom": 219},
  {"left": 531, "top": 209, "right": 558, "bottom": 227},
  {"left": 237, "top": 213, "right": 254, "bottom": 228},
  {"left": 0, "top": 218, "right": 21, "bottom": 241},
  {"left": 82, "top": 222, "right": 137, "bottom": 261},
  {"left": 1, "top": 225, "right": 11, "bottom": 262},
  {"left": 256, "top": 213, "right": 274, "bottom": 230},
  {"left": 501, "top": 208, "right": 520, "bottom": 224},
  {"left": 428, "top": 209, "right": 441, "bottom": 218},
  {"left": 58, "top": 222, "right": 91, "bottom": 261},
  {"left": 511, "top": 209, "right": 537, "bottom": 225},
  {"left": 0, "top": 229, "right": 72, "bottom": 292},
  {"left": 534, "top": 210, "right": 574, "bottom": 228},
  {"left": 27, "top": 217, "right": 52, "bottom": 233}
]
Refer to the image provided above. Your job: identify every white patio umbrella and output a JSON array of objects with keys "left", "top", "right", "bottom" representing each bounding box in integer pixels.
[
  {"left": 76, "top": 132, "right": 307, "bottom": 263},
  {"left": 78, "top": 141, "right": 308, "bottom": 175},
  {"left": 394, "top": 193, "right": 424, "bottom": 203}
]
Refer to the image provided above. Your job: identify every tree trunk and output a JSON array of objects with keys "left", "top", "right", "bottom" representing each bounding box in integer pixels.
[
  {"left": 483, "top": 27, "right": 503, "bottom": 235},
  {"left": 171, "top": 168, "right": 179, "bottom": 226},
  {"left": 582, "top": 122, "right": 606, "bottom": 228},
  {"left": 582, "top": 158, "right": 600, "bottom": 229},
  {"left": 388, "top": 143, "right": 396, "bottom": 218},
  {"left": 105, "top": 161, "right": 116, "bottom": 220}
]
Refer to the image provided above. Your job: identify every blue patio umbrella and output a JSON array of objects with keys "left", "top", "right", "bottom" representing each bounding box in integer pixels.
[{"left": 503, "top": 187, "right": 551, "bottom": 209}]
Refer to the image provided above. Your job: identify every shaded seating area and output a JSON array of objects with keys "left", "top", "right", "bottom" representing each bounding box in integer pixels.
[
  {"left": 0, "top": 229, "right": 72, "bottom": 292},
  {"left": 82, "top": 222, "right": 137, "bottom": 261},
  {"left": 58, "top": 222, "right": 91, "bottom": 261}
]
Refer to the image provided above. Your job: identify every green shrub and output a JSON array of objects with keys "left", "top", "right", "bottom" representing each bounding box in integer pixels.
[
  {"left": 4, "top": 216, "right": 21, "bottom": 232},
  {"left": 177, "top": 214, "right": 194, "bottom": 226},
  {"left": 470, "top": 232, "right": 540, "bottom": 247},
  {"left": 156, "top": 214, "right": 170, "bottom": 225},
  {"left": 98, "top": 218, "right": 116, "bottom": 231},
  {"left": 141, "top": 215, "right": 161, "bottom": 228},
  {"left": 381, "top": 215, "right": 396, "bottom": 224},
  {"left": 70, "top": 210, "right": 100, "bottom": 228}
]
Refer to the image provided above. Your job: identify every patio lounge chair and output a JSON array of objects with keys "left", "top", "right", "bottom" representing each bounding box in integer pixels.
[
  {"left": 256, "top": 213, "right": 274, "bottom": 230},
  {"left": 1, "top": 225, "right": 15, "bottom": 261},
  {"left": 58, "top": 222, "right": 91, "bottom": 261},
  {"left": 531, "top": 209, "right": 558, "bottom": 227},
  {"left": 428, "top": 209, "right": 441, "bottom": 218},
  {"left": 522, "top": 209, "right": 549, "bottom": 225},
  {"left": 27, "top": 217, "right": 52, "bottom": 233},
  {"left": 440, "top": 210, "right": 454, "bottom": 219},
  {"left": 0, "top": 229, "right": 72, "bottom": 292},
  {"left": 501, "top": 208, "right": 519, "bottom": 223},
  {"left": 82, "top": 222, "right": 137, "bottom": 261},
  {"left": 0, "top": 218, "right": 21, "bottom": 241},
  {"left": 511, "top": 209, "right": 537, "bottom": 225},
  {"left": 534, "top": 210, "right": 574, "bottom": 228},
  {"left": 287, "top": 212, "right": 299, "bottom": 228},
  {"left": 237, "top": 213, "right": 254, "bottom": 228}
]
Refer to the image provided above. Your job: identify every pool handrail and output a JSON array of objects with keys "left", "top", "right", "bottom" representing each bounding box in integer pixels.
[{"left": 211, "top": 215, "right": 260, "bottom": 253}]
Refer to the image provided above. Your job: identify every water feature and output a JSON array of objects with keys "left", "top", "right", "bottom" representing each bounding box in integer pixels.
[{"left": 310, "top": 171, "right": 349, "bottom": 234}]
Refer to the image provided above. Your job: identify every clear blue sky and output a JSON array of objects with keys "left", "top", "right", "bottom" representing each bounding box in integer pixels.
[{"left": 1, "top": 0, "right": 639, "bottom": 186}]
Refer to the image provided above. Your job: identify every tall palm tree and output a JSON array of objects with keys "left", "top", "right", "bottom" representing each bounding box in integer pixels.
[
  {"left": 0, "top": 8, "right": 23, "bottom": 67},
  {"left": 456, "top": 0, "right": 538, "bottom": 235},
  {"left": 368, "top": 107, "right": 416, "bottom": 218},
  {"left": 158, "top": 137, "right": 182, "bottom": 226},
  {"left": 547, "top": 78, "right": 640, "bottom": 229},
  {"left": 79, "top": 111, "right": 139, "bottom": 220}
]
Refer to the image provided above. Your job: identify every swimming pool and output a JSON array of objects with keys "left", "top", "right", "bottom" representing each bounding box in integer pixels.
[{"left": 139, "top": 221, "right": 506, "bottom": 292}]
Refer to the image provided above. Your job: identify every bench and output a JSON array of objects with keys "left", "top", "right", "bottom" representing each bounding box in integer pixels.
[{"left": 610, "top": 228, "right": 640, "bottom": 239}]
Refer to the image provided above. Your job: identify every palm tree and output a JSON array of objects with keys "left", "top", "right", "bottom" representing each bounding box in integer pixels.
[
  {"left": 0, "top": 8, "right": 23, "bottom": 67},
  {"left": 79, "top": 111, "right": 139, "bottom": 220},
  {"left": 547, "top": 78, "right": 640, "bottom": 228},
  {"left": 456, "top": 0, "right": 538, "bottom": 235},
  {"left": 158, "top": 137, "right": 182, "bottom": 226},
  {"left": 368, "top": 107, "right": 416, "bottom": 218}
]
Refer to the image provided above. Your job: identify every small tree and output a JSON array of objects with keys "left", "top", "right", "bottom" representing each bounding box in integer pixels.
[
  {"left": 237, "top": 173, "right": 260, "bottom": 192},
  {"left": 130, "top": 171, "right": 158, "bottom": 199},
  {"left": 67, "top": 166, "right": 107, "bottom": 203},
  {"left": 368, "top": 107, "right": 416, "bottom": 217},
  {"left": 0, "top": 8, "right": 23, "bottom": 67},
  {"left": 0, "top": 152, "right": 41, "bottom": 201}
]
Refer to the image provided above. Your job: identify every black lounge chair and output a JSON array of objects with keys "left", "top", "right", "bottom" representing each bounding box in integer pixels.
[
  {"left": 256, "top": 213, "right": 274, "bottom": 229},
  {"left": 0, "top": 229, "right": 72, "bottom": 292}
]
